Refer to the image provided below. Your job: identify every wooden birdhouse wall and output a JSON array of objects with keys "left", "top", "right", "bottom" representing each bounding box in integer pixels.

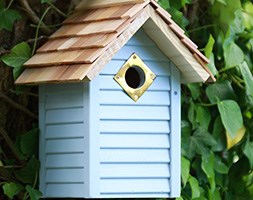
[{"left": 38, "top": 29, "right": 181, "bottom": 198}]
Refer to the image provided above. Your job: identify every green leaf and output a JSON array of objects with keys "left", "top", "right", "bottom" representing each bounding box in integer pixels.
[
  {"left": 170, "top": 1, "right": 183, "bottom": 10},
  {"left": 0, "top": 8, "right": 21, "bottom": 31},
  {"left": 208, "top": 54, "right": 218, "bottom": 77},
  {"left": 239, "top": 61, "right": 253, "bottom": 97},
  {"left": 206, "top": 80, "right": 237, "bottom": 103},
  {"left": 208, "top": 188, "right": 222, "bottom": 200},
  {"left": 212, "top": 0, "right": 241, "bottom": 33},
  {"left": 201, "top": 153, "right": 216, "bottom": 192},
  {"left": 167, "top": 7, "right": 189, "bottom": 28},
  {"left": 189, "top": 175, "right": 200, "bottom": 198},
  {"left": 229, "top": 10, "right": 245, "bottom": 35},
  {"left": 1, "top": 42, "right": 31, "bottom": 68},
  {"left": 188, "top": 99, "right": 197, "bottom": 129},
  {"left": 224, "top": 41, "right": 244, "bottom": 68},
  {"left": 217, "top": 100, "right": 243, "bottom": 139},
  {"left": 158, "top": 0, "right": 170, "bottom": 9},
  {"left": 187, "top": 83, "right": 201, "bottom": 100},
  {"left": 243, "top": 2, "right": 253, "bottom": 29},
  {"left": 214, "top": 157, "right": 229, "bottom": 174},
  {"left": 15, "top": 157, "right": 40, "bottom": 185},
  {"left": 243, "top": 137, "right": 253, "bottom": 168},
  {"left": 181, "top": 156, "right": 190, "bottom": 187},
  {"left": 25, "top": 185, "right": 42, "bottom": 200},
  {"left": 204, "top": 34, "right": 218, "bottom": 76},
  {"left": 196, "top": 106, "right": 211, "bottom": 129},
  {"left": 226, "top": 125, "right": 246, "bottom": 149},
  {"left": 181, "top": 120, "right": 191, "bottom": 136},
  {"left": 183, "top": 128, "right": 217, "bottom": 159},
  {"left": 205, "top": 34, "right": 215, "bottom": 58},
  {"left": 212, "top": 116, "right": 226, "bottom": 152},
  {"left": 216, "top": 0, "right": 227, "bottom": 5},
  {"left": 20, "top": 128, "right": 39, "bottom": 157},
  {"left": 1, "top": 42, "right": 31, "bottom": 79},
  {"left": 3, "top": 182, "right": 23, "bottom": 199},
  {"left": 192, "top": 198, "right": 208, "bottom": 200},
  {"left": 192, "top": 198, "right": 207, "bottom": 200}
]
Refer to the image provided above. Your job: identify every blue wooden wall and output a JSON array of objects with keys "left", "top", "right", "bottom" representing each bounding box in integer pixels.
[
  {"left": 39, "top": 84, "right": 86, "bottom": 198},
  {"left": 98, "top": 29, "right": 180, "bottom": 198},
  {"left": 39, "top": 29, "right": 181, "bottom": 198}
]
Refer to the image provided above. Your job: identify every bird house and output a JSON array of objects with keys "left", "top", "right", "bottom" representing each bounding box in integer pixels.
[{"left": 16, "top": 0, "right": 214, "bottom": 198}]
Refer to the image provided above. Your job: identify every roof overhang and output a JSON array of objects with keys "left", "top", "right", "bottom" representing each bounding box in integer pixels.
[{"left": 15, "top": 0, "right": 215, "bottom": 85}]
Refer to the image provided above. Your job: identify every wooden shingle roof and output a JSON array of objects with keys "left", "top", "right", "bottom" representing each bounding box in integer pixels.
[{"left": 16, "top": 0, "right": 215, "bottom": 85}]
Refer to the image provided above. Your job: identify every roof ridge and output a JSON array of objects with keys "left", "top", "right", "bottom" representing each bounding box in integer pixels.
[{"left": 75, "top": 0, "right": 149, "bottom": 10}]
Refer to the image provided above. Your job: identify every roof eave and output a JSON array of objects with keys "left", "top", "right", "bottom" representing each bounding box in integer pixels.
[{"left": 142, "top": 5, "right": 214, "bottom": 83}]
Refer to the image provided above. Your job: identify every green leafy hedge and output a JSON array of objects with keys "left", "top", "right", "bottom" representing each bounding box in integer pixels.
[{"left": 158, "top": 0, "right": 253, "bottom": 199}]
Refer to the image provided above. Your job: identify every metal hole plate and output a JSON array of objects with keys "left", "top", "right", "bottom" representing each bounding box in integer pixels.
[{"left": 114, "top": 53, "right": 156, "bottom": 102}]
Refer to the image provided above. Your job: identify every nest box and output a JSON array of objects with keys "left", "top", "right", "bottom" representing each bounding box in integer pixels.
[{"left": 16, "top": 0, "right": 214, "bottom": 198}]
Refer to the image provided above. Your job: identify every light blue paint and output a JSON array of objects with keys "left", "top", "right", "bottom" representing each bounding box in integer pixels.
[
  {"left": 170, "top": 63, "right": 181, "bottom": 197},
  {"left": 39, "top": 83, "right": 86, "bottom": 198},
  {"left": 83, "top": 77, "right": 100, "bottom": 198},
  {"left": 39, "top": 29, "right": 181, "bottom": 198}
]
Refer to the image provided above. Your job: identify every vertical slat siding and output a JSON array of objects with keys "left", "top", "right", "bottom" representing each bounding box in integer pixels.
[
  {"left": 170, "top": 64, "right": 181, "bottom": 197},
  {"left": 83, "top": 78, "right": 101, "bottom": 197},
  {"left": 99, "top": 29, "right": 172, "bottom": 198},
  {"left": 40, "top": 84, "right": 86, "bottom": 198}
]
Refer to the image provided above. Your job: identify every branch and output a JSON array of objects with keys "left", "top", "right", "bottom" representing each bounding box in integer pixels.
[
  {"left": 0, "top": 49, "right": 10, "bottom": 56},
  {"left": 26, "top": 35, "right": 47, "bottom": 44},
  {"left": 0, "top": 127, "right": 25, "bottom": 165},
  {"left": 18, "top": 0, "right": 52, "bottom": 35},
  {"left": 0, "top": 92, "right": 38, "bottom": 120}
]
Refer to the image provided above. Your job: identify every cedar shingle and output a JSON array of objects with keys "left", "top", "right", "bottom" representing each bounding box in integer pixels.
[{"left": 16, "top": 0, "right": 213, "bottom": 85}]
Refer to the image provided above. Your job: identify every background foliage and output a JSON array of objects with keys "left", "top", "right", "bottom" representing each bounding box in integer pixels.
[
  {"left": 0, "top": 0, "right": 252, "bottom": 199},
  {"left": 158, "top": 0, "right": 253, "bottom": 199}
]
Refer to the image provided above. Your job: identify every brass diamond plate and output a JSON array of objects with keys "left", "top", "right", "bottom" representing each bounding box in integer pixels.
[{"left": 114, "top": 53, "right": 156, "bottom": 102}]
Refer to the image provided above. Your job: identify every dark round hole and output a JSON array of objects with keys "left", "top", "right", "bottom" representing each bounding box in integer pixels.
[{"left": 125, "top": 66, "right": 145, "bottom": 89}]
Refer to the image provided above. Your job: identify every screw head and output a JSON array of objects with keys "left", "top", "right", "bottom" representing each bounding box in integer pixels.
[
  {"left": 134, "top": 95, "right": 138, "bottom": 100},
  {"left": 133, "top": 55, "right": 137, "bottom": 59},
  {"left": 150, "top": 74, "right": 155, "bottom": 80},
  {"left": 116, "top": 75, "right": 120, "bottom": 79}
]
